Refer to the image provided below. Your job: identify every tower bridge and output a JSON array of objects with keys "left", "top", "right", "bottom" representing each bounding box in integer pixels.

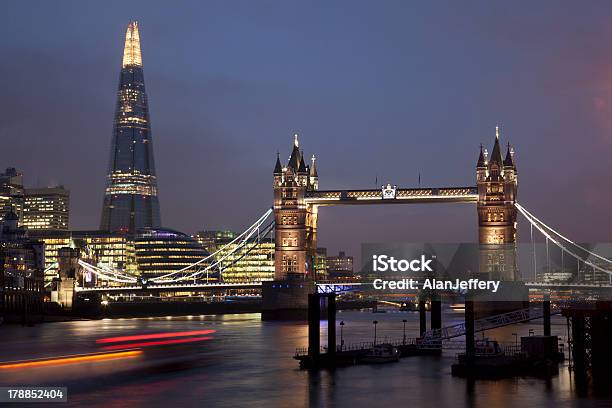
[
  {"left": 273, "top": 127, "right": 517, "bottom": 280},
  {"left": 71, "top": 127, "right": 612, "bottom": 312}
]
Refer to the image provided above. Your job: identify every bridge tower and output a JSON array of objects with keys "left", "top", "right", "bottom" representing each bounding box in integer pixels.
[
  {"left": 273, "top": 135, "right": 319, "bottom": 279},
  {"left": 476, "top": 126, "right": 518, "bottom": 281}
]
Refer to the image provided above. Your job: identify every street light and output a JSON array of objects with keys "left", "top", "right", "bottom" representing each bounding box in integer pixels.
[
  {"left": 340, "top": 321, "right": 345, "bottom": 351},
  {"left": 402, "top": 319, "right": 407, "bottom": 345},
  {"left": 373, "top": 320, "right": 379, "bottom": 346}
]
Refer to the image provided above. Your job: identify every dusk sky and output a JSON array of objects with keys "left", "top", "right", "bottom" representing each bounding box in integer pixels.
[{"left": 2, "top": 1, "right": 612, "bottom": 259}]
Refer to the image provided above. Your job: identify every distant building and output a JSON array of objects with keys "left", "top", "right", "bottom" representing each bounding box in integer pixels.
[
  {"left": 0, "top": 210, "right": 45, "bottom": 320},
  {"left": 193, "top": 230, "right": 237, "bottom": 251},
  {"left": 193, "top": 230, "right": 275, "bottom": 283},
  {"left": 29, "top": 230, "right": 136, "bottom": 286},
  {"left": 327, "top": 251, "right": 354, "bottom": 279},
  {"left": 23, "top": 186, "right": 70, "bottom": 231},
  {"left": 134, "top": 228, "right": 210, "bottom": 281},
  {"left": 0, "top": 168, "right": 24, "bottom": 224},
  {"left": 217, "top": 240, "right": 275, "bottom": 283},
  {"left": 315, "top": 247, "right": 328, "bottom": 280}
]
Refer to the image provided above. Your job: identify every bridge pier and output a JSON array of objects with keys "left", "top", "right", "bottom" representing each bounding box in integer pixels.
[
  {"left": 308, "top": 293, "right": 320, "bottom": 358},
  {"left": 327, "top": 294, "right": 336, "bottom": 357},
  {"left": 465, "top": 299, "right": 475, "bottom": 362},
  {"left": 543, "top": 296, "right": 551, "bottom": 336},
  {"left": 563, "top": 302, "right": 612, "bottom": 384},
  {"left": 262, "top": 277, "right": 315, "bottom": 320},
  {"left": 419, "top": 300, "right": 427, "bottom": 336},
  {"left": 431, "top": 299, "right": 442, "bottom": 333}
]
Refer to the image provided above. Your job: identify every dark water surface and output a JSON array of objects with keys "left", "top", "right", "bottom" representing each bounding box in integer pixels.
[{"left": 0, "top": 310, "right": 610, "bottom": 407}]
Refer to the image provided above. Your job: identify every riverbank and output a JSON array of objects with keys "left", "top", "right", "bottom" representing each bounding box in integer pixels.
[{"left": 1, "top": 299, "right": 377, "bottom": 323}]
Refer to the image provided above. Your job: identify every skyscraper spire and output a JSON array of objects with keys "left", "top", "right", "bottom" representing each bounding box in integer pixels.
[
  {"left": 122, "top": 21, "right": 142, "bottom": 68},
  {"left": 101, "top": 21, "right": 160, "bottom": 234}
]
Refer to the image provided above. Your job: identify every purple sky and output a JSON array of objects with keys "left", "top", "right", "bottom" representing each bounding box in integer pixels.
[{"left": 2, "top": 1, "right": 612, "bottom": 259}]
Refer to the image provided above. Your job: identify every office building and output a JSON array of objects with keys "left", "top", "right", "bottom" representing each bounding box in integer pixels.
[
  {"left": 194, "top": 230, "right": 275, "bottom": 283},
  {"left": 134, "top": 228, "right": 210, "bottom": 281},
  {"left": 0, "top": 211, "right": 44, "bottom": 319},
  {"left": 193, "top": 230, "right": 237, "bottom": 251},
  {"left": 23, "top": 186, "right": 70, "bottom": 231},
  {"left": 0, "top": 168, "right": 24, "bottom": 224},
  {"left": 315, "top": 247, "right": 328, "bottom": 280},
  {"left": 100, "top": 21, "right": 161, "bottom": 234},
  {"left": 29, "top": 230, "right": 136, "bottom": 286},
  {"left": 327, "top": 251, "right": 354, "bottom": 279}
]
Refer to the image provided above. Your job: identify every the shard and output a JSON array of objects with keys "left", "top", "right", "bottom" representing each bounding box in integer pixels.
[{"left": 100, "top": 21, "right": 161, "bottom": 234}]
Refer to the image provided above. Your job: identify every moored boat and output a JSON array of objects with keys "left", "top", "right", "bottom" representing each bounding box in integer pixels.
[{"left": 361, "top": 344, "right": 400, "bottom": 363}]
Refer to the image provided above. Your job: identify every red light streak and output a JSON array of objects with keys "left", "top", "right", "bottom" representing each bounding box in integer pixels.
[
  {"left": 100, "top": 336, "right": 213, "bottom": 350},
  {"left": 96, "top": 330, "right": 216, "bottom": 344}
]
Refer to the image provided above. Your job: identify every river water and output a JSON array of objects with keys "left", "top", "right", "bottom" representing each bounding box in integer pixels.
[{"left": 0, "top": 310, "right": 610, "bottom": 407}]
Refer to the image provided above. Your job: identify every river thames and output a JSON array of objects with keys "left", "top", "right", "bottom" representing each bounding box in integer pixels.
[{"left": 0, "top": 310, "right": 609, "bottom": 407}]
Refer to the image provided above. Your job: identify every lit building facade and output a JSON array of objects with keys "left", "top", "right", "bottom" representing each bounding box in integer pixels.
[
  {"left": 29, "top": 230, "right": 136, "bottom": 285},
  {"left": 217, "top": 240, "right": 275, "bottom": 283},
  {"left": 134, "top": 228, "right": 210, "bottom": 281},
  {"left": 100, "top": 21, "right": 161, "bottom": 234},
  {"left": 193, "top": 230, "right": 237, "bottom": 251},
  {"left": 0, "top": 211, "right": 45, "bottom": 319},
  {"left": 326, "top": 251, "right": 354, "bottom": 279},
  {"left": 315, "top": 247, "right": 328, "bottom": 280},
  {"left": 194, "top": 230, "right": 275, "bottom": 283},
  {"left": 0, "top": 168, "right": 24, "bottom": 224},
  {"left": 23, "top": 186, "right": 70, "bottom": 231}
]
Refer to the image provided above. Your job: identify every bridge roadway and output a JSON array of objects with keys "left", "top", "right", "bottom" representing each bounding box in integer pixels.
[
  {"left": 304, "top": 187, "right": 478, "bottom": 205},
  {"left": 76, "top": 281, "right": 265, "bottom": 293},
  {"left": 75, "top": 280, "right": 612, "bottom": 294}
]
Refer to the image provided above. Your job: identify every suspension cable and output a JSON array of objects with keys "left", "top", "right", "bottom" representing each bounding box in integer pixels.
[
  {"left": 516, "top": 204, "right": 612, "bottom": 276},
  {"left": 516, "top": 203, "right": 612, "bottom": 266},
  {"left": 150, "top": 208, "right": 273, "bottom": 282},
  {"left": 158, "top": 220, "right": 275, "bottom": 283}
]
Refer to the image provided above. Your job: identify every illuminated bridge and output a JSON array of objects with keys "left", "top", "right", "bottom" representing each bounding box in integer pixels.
[
  {"left": 304, "top": 187, "right": 477, "bottom": 205},
  {"left": 71, "top": 131, "right": 612, "bottom": 296}
]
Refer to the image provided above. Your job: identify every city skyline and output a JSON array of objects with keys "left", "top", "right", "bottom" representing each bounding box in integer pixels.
[
  {"left": 2, "top": 4, "right": 612, "bottom": 405},
  {"left": 2, "top": 1, "right": 612, "bottom": 259}
]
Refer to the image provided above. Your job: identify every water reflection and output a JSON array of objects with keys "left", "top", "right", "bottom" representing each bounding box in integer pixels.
[{"left": 0, "top": 311, "right": 610, "bottom": 407}]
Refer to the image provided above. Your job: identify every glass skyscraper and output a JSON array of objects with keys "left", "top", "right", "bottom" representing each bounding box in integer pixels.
[{"left": 100, "top": 21, "right": 161, "bottom": 234}]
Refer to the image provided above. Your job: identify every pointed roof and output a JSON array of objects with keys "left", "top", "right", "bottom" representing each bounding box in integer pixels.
[
  {"left": 297, "top": 151, "right": 307, "bottom": 173},
  {"left": 122, "top": 21, "right": 143, "bottom": 68},
  {"left": 274, "top": 152, "right": 282, "bottom": 174},
  {"left": 477, "top": 144, "right": 486, "bottom": 167},
  {"left": 504, "top": 142, "right": 515, "bottom": 167},
  {"left": 287, "top": 134, "right": 301, "bottom": 170},
  {"left": 489, "top": 126, "right": 503, "bottom": 165},
  {"left": 309, "top": 155, "right": 318, "bottom": 177}
]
